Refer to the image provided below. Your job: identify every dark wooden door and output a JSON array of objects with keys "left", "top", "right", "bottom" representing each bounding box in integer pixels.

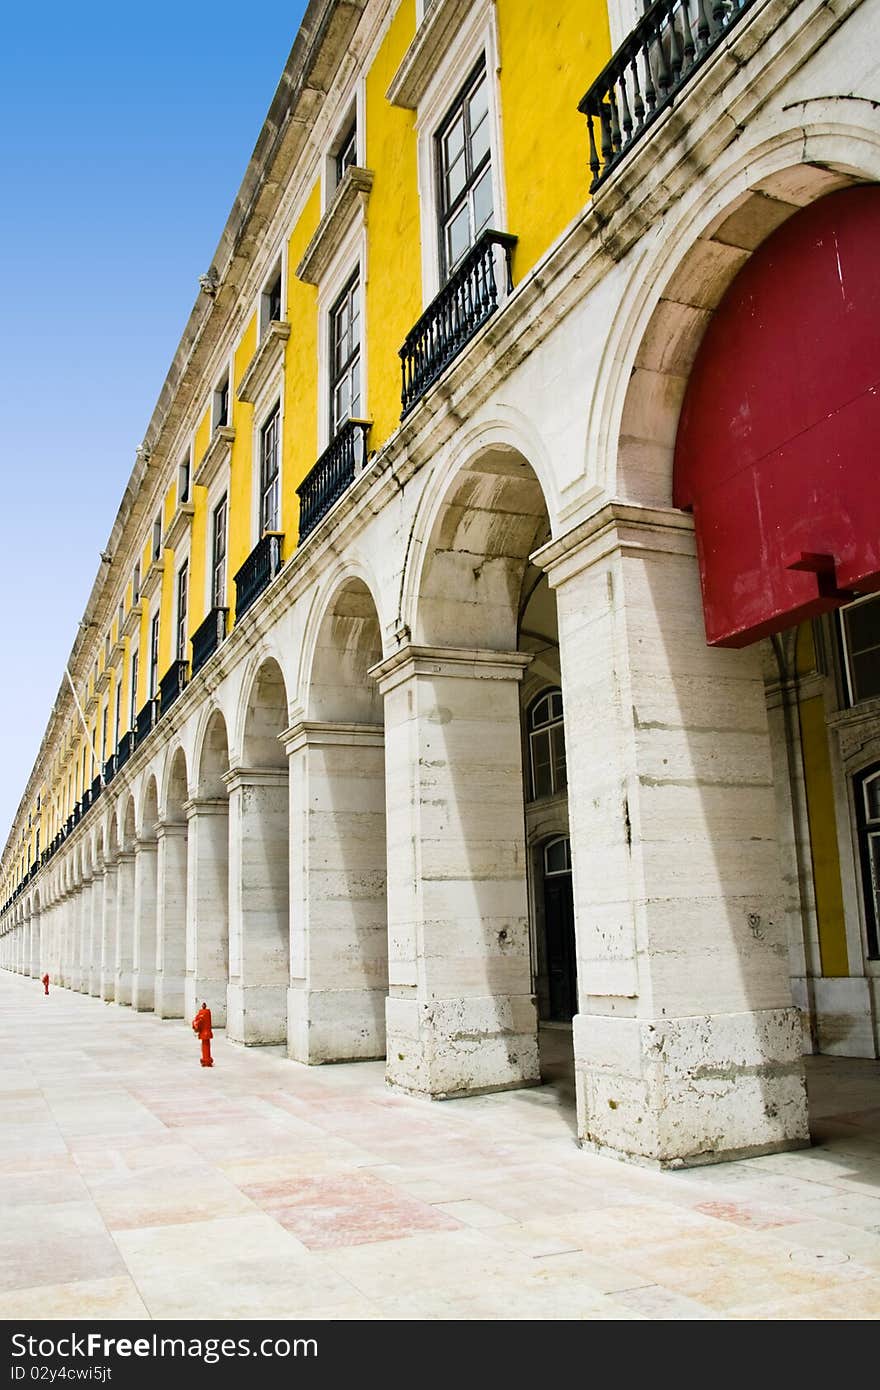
[{"left": 544, "top": 872, "right": 576, "bottom": 1022}]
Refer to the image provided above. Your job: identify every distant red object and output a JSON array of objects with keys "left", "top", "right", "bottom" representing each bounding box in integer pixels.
[
  {"left": 192, "top": 1003, "right": 213, "bottom": 1067},
  {"left": 41, "top": 973, "right": 49, "bottom": 995},
  {"left": 674, "top": 186, "right": 880, "bottom": 647}
]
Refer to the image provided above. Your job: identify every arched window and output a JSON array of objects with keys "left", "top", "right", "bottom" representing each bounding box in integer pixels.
[
  {"left": 543, "top": 836, "right": 571, "bottom": 877},
  {"left": 855, "top": 764, "right": 880, "bottom": 959},
  {"left": 529, "top": 688, "right": 566, "bottom": 800}
]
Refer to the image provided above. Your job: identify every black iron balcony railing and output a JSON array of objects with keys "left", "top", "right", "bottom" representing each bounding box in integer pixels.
[
  {"left": 191, "top": 607, "right": 228, "bottom": 676},
  {"left": 234, "top": 533, "right": 284, "bottom": 620},
  {"left": 297, "top": 419, "right": 372, "bottom": 543},
  {"left": 580, "top": 0, "right": 757, "bottom": 190},
  {"left": 103, "top": 755, "right": 116, "bottom": 786},
  {"left": 399, "top": 229, "right": 517, "bottom": 418},
  {"left": 90, "top": 775, "right": 102, "bottom": 804},
  {"left": 159, "top": 659, "right": 189, "bottom": 715},
  {"left": 116, "top": 730, "right": 133, "bottom": 771},
  {"left": 81, "top": 789, "right": 91, "bottom": 814},
  {"left": 135, "top": 699, "right": 158, "bottom": 748}
]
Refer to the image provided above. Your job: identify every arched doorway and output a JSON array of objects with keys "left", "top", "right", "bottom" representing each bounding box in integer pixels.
[{"left": 290, "top": 576, "right": 387, "bottom": 1064}]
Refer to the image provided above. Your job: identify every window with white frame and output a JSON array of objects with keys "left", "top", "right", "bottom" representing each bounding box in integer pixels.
[
  {"left": 213, "top": 373, "right": 230, "bottom": 431},
  {"left": 151, "top": 513, "right": 162, "bottom": 563},
  {"left": 528, "top": 688, "right": 567, "bottom": 800},
  {"left": 113, "top": 682, "right": 121, "bottom": 753},
  {"left": 212, "top": 494, "right": 228, "bottom": 609},
  {"left": 436, "top": 58, "right": 493, "bottom": 282},
  {"left": 329, "top": 273, "right": 361, "bottom": 436},
  {"left": 100, "top": 708, "right": 107, "bottom": 765},
  {"left": 334, "top": 119, "right": 357, "bottom": 187},
  {"left": 117, "top": 599, "right": 124, "bottom": 634},
  {"left": 840, "top": 595, "right": 880, "bottom": 705},
  {"left": 132, "top": 562, "right": 141, "bottom": 605},
  {"left": 175, "top": 561, "right": 188, "bottom": 662},
  {"left": 148, "top": 613, "right": 160, "bottom": 700},
  {"left": 260, "top": 267, "right": 283, "bottom": 338},
  {"left": 178, "top": 454, "right": 191, "bottom": 506},
  {"left": 260, "top": 407, "right": 281, "bottom": 535},
  {"left": 855, "top": 764, "right": 880, "bottom": 958}
]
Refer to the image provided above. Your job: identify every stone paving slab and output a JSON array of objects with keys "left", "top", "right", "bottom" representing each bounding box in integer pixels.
[{"left": 1, "top": 970, "right": 879, "bottom": 1321}]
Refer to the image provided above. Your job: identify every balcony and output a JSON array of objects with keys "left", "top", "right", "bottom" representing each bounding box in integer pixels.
[
  {"left": 159, "top": 659, "right": 189, "bottom": 715},
  {"left": 103, "top": 755, "right": 116, "bottom": 786},
  {"left": 399, "top": 230, "right": 517, "bottom": 418},
  {"left": 116, "top": 731, "right": 134, "bottom": 771},
  {"left": 191, "top": 607, "right": 228, "bottom": 676},
  {"left": 91, "top": 774, "right": 102, "bottom": 805},
  {"left": 234, "top": 533, "right": 284, "bottom": 620},
  {"left": 579, "top": 0, "right": 758, "bottom": 191},
  {"left": 81, "top": 788, "right": 91, "bottom": 814},
  {"left": 297, "top": 419, "right": 371, "bottom": 543},
  {"left": 135, "top": 700, "right": 158, "bottom": 749}
]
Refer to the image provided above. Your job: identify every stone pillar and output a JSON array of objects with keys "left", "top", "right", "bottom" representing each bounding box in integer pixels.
[
  {"left": 184, "top": 798, "right": 229, "bottom": 1026},
  {"left": 538, "top": 503, "right": 810, "bottom": 1167},
  {"left": 225, "top": 769, "right": 289, "bottom": 1045},
  {"left": 114, "top": 850, "right": 135, "bottom": 1006},
  {"left": 372, "top": 645, "right": 538, "bottom": 1099},
  {"left": 131, "top": 839, "right": 158, "bottom": 1011},
  {"left": 76, "top": 879, "right": 92, "bottom": 992},
  {"left": 100, "top": 860, "right": 118, "bottom": 1001},
  {"left": 154, "top": 821, "right": 187, "bottom": 1018},
  {"left": 88, "top": 870, "right": 103, "bottom": 996},
  {"left": 283, "top": 721, "right": 387, "bottom": 1063},
  {"left": 29, "top": 912, "right": 41, "bottom": 978}
]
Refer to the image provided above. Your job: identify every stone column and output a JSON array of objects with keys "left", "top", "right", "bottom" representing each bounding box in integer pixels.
[
  {"left": 154, "top": 821, "right": 187, "bottom": 1018},
  {"left": 88, "top": 870, "right": 103, "bottom": 996},
  {"left": 225, "top": 768, "right": 289, "bottom": 1045},
  {"left": 184, "top": 798, "right": 229, "bottom": 1026},
  {"left": 283, "top": 721, "right": 387, "bottom": 1064},
  {"left": 29, "top": 911, "right": 41, "bottom": 978},
  {"left": 131, "top": 839, "right": 158, "bottom": 1011},
  {"left": 372, "top": 645, "right": 538, "bottom": 1099},
  {"left": 100, "top": 859, "right": 118, "bottom": 1001},
  {"left": 114, "top": 850, "right": 135, "bottom": 1006},
  {"left": 538, "top": 503, "right": 810, "bottom": 1167},
  {"left": 76, "top": 878, "right": 92, "bottom": 992}
]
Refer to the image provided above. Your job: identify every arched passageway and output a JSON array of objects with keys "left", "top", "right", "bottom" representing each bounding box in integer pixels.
[
  {"left": 187, "top": 712, "right": 231, "bottom": 1026},
  {"left": 132, "top": 777, "right": 159, "bottom": 1011},
  {"left": 289, "top": 577, "right": 387, "bottom": 1063},
  {"left": 155, "top": 748, "right": 188, "bottom": 1019}
]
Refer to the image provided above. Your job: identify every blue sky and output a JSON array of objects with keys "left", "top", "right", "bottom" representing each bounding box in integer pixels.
[{"left": 0, "top": 1, "right": 307, "bottom": 847}]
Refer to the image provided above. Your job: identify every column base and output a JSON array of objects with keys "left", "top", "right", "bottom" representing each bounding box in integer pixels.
[
  {"left": 287, "top": 986, "right": 386, "bottom": 1063},
  {"left": 186, "top": 977, "right": 228, "bottom": 1028},
  {"left": 226, "top": 982, "right": 286, "bottom": 1045},
  {"left": 88, "top": 973, "right": 101, "bottom": 998},
  {"left": 385, "top": 995, "right": 539, "bottom": 1099},
  {"left": 154, "top": 974, "right": 185, "bottom": 1019},
  {"left": 131, "top": 973, "right": 155, "bottom": 1012},
  {"left": 574, "top": 1007, "right": 810, "bottom": 1168},
  {"left": 115, "top": 972, "right": 132, "bottom": 1006},
  {"left": 100, "top": 973, "right": 115, "bottom": 1002}
]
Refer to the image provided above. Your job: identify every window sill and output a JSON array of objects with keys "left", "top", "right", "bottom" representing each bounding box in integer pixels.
[
  {"left": 386, "top": 0, "right": 474, "bottom": 109},
  {"left": 236, "top": 322, "right": 290, "bottom": 405},
  {"left": 165, "top": 500, "right": 195, "bottom": 551},
  {"left": 120, "top": 602, "right": 142, "bottom": 640},
  {"left": 141, "top": 558, "right": 165, "bottom": 603},
  {"left": 194, "top": 426, "right": 235, "bottom": 490},
  {"left": 296, "top": 166, "right": 374, "bottom": 286}
]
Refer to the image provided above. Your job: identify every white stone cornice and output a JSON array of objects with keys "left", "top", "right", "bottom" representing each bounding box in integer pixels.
[
  {"left": 532, "top": 503, "right": 696, "bottom": 589},
  {"left": 280, "top": 720, "right": 384, "bottom": 754},
  {"left": 183, "top": 797, "right": 229, "bottom": 820},
  {"left": 121, "top": 603, "right": 142, "bottom": 639},
  {"left": 140, "top": 558, "right": 165, "bottom": 602},
  {"left": 236, "top": 323, "right": 291, "bottom": 405},
  {"left": 295, "top": 167, "right": 374, "bottom": 286},
  {"left": 193, "top": 426, "right": 235, "bottom": 490},
  {"left": 370, "top": 645, "right": 531, "bottom": 695},
  {"left": 165, "top": 501, "right": 195, "bottom": 552},
  {"left": 386, "top": 0, "right": 474, "bottom": 109}
]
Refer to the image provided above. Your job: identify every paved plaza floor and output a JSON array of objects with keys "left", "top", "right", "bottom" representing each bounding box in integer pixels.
[{"left": 1, "top": 970, "right": 879, "bottom": 1321}]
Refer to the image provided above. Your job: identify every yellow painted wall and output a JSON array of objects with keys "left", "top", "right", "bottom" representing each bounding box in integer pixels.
[
  {"left": 800, "top": 693, "right": 849, "bottom": 977},
  {"left": 158, "top": 484, "right": 176, "bottom": 677},
  {"left": 281, "top": 182, "right": 322, "bottom": 560},
  {"left": 228, "top": 313, "right": 258, "bottom": 623},
  {"left": 364, "top": 0, "right": 421, "bottom": 451},
  {"left": 497, "top": 0, "right": 610, "bottom": 285}
]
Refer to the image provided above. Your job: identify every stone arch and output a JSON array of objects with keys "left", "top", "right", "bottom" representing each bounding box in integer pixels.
[
  {"left": 400, "top": 412, "right": 560, "bottom": 644},
  {"left": 233, "top": 644, "right": 291, "bottom": 764},
  {"left": 195, "top": 707, "right": 230, "bottom": 799},
  {"left": 114, "top": 793, "right": 138, "bottom": 1006},
  {"left": 188, "top": 707, "right": 232, "bottom": 1025},
  {"left": 411, "top": 443, "right": 553, "bottom": 650},
  {"left": 229, "top": 655, "right": 291, "bottom": 1045},
  {"left": 289, "top": 574, "right": 389, "bottom": 1064},
  {"left": 297, "top": 555, "right": 386, "bottom": 717},
  {"left": 599, "top": 125, "right": 880, "bottom": 509},
  {"left": 132, "top": 776, "right": 159, "bottom": 1012}
]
